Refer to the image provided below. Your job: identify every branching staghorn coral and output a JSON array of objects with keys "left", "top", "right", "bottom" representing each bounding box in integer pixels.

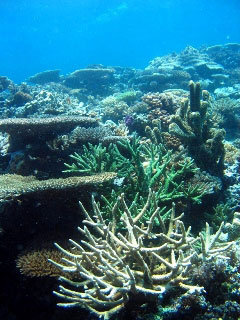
[
  {"left": 50, "top": 190, "right": 234, "bottom": 319},
  {"left": 64, "top": 134, "right": 207, "bottom": 214},
  {"left": 64, "top": 143, "right": 119, "bottom": 174}
]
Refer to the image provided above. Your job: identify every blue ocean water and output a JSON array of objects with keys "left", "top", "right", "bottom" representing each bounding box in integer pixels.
[{"left": 0, "top": 0, "right": 240, "bottom": 83}]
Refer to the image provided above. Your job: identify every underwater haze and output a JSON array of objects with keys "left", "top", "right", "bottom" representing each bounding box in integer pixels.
[{"left": 1, "top": 0, "right": 240, "bottom": 83}]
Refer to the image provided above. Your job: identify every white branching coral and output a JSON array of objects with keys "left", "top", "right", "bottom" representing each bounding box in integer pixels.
[{"left": 50, "top": 189, "right": 234, "bottom": 320}]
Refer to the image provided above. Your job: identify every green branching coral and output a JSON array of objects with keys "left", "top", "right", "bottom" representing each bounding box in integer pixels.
[
  {"left": 64, "top": 132, "right": 207, "bottom": 224},
  {"left": 64, "top": 143, "right": 118, "bottom": 174},
  {"left": 169, "top": 81, "right": 225, "bottom": 176},
  {"left": 205, "top": 203, "right": 233, "bottom": 232}
]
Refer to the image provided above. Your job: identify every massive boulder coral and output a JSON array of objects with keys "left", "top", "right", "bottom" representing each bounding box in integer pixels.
[
  {"left": 28, "top": 69, "right": 60, "bottom": 85},
  {"left": 63, "top": 66, "right": 116, "bottom": 95},
  {"left": 100, "top": 95, "right": 130, "bottom": 121},
  {"left": 169, "top": 81, "right": 225, "bottom": 175},
  {"left": 50, "top": 190, "right": 234, "bottom": 319},
  {"left": 8, "top": 91, "right": 33, "bottom": 106}
]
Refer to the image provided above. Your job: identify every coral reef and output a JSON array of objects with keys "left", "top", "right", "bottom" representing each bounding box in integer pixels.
[
  {"left": 1, "top": 43, "right": 240, "bottom": 320},
  {"left": 178, "top": 46, "right": 224, "bottom": 79},
  {"left": 206, "top": 43, "right": 240, "bottom": 70},
  {"left": 131, "top": 67, "right": 191, "bottom": 92},
  {"left": 1, "top": 86, "right": 90, "bottom": 118},
  {"left": 140, "top": 47, "right": 223, "bottom": 92},
  {"left": 211, "top": 97, "right": 240, "bottom": 139}
]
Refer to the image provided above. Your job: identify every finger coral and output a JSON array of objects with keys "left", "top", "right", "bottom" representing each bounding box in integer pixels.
[{"left": 169, "top": 81, "right": 225, "bottom": 175}]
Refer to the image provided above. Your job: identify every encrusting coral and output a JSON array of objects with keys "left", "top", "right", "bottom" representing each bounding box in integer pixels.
[{"left": 50, "top": 189, "right": 234, "bottom": 320}]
